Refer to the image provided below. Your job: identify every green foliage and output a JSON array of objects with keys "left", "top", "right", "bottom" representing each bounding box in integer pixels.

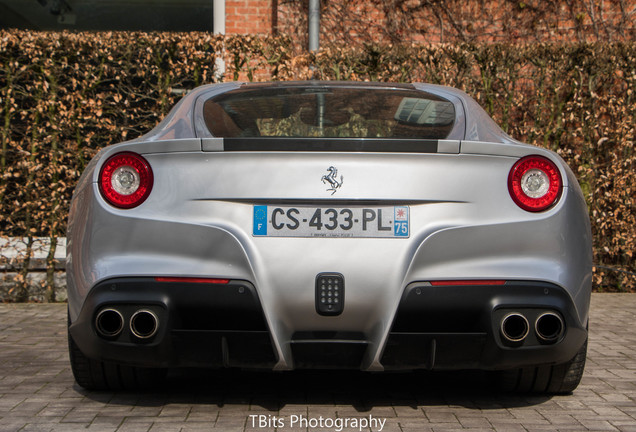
[{"left": 0, "top": 30, "right": 633, "bottom": 295}]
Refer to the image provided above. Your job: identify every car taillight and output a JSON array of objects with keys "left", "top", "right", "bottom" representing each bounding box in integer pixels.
[
  {"left": 508, "top": 155, "right": 562, "bottom": 212},
  {"left": 99, "top": 152, "right": 153, "bottom": 209}
]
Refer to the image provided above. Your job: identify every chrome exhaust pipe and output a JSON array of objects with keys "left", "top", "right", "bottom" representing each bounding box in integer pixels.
[
  {"left": 535, "top": 312, "right": 564, "bottom": 343},
  {"left": 130, "top": 309, "right": 159, "bottom": 339},
  {"left": 95, "top": 308, "right": 124, "bottom": 338},
  {"left": 500, "top": 313, "right": 529, "bottom": 343}
]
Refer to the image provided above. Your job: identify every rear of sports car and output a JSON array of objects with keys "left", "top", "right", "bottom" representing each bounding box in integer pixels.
[{"left": 67, "top": 82, "right": 592, "bottom": 393}]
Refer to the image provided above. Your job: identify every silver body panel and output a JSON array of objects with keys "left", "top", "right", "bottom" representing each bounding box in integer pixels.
[{"left": 67, "top": 82, "right": 593, "bottom": 372}]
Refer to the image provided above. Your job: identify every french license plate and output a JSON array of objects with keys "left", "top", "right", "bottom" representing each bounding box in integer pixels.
[{"left": 253, "top": 206, "right": 409, "bottom": 238}]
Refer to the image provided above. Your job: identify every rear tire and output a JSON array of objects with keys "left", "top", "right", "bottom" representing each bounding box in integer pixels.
[
  {"left": 498, "top": 339, "right": 587, "bottom": 394},
  {"left": 68, "top": 310, "right": 165, "bottom": 390}
]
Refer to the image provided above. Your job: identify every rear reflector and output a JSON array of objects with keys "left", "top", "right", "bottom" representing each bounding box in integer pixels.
[
  {"left": 430, "top": 280, "right": 506, "bottom": 286},
  {"left": 154, "top": 277, "right": 230, "bottom": 284}
]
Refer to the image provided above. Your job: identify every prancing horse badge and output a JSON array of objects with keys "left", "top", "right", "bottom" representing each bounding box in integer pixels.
[{"left": 321, "top": 166, "right": 344, "bottom": 195}]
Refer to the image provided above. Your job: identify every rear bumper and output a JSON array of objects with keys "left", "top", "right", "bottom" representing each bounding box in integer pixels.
[
  {"left": 69, "top": 278, "right": 278, "bottom": 369},
  {"left": 381, "top": 281, "right": 587, "bottom": 370},
  {"left": 70, "top": 278, "right": 587, "bottom": 371}
]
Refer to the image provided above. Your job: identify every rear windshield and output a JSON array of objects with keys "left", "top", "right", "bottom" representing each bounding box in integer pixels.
[{"left": 203, "top": 86, "right": 455, "bottom": 139}]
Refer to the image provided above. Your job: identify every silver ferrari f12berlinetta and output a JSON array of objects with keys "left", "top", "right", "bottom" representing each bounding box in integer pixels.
[{"left": 67, "top": 81, "right": 592, "bottom": 393}]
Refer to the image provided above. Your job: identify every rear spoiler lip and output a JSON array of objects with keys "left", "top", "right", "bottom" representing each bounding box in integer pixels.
[{"left": 201, "top": 137, "right": 461, "bottom": 154}]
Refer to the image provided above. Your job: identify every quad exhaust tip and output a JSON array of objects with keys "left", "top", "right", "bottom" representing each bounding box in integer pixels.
[
  {"left": 499, "top": 311, "right": 565, "bottom": 346},
  {"left": 535, "top": 312, "right": 564, "bottom": 343},
  {"left": 95, "top": 308, "right": 124, "bottom": 338},
  {"left": 95, "top": 307, "right": 160, "bottom": 340},
  {"left": 130, "top": 309, "right": 159, "bottom": 339},
  {"left": 500, "top": 313, "right": 530, "bottom": 343}
]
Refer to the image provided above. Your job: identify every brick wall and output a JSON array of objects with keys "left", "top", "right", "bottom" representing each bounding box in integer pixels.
[
  {"left": 225, "top": 0, "right": 275, "bottom": 34},
  {"left": 224, "top": 0, "right": 634, "bottom": 50}
]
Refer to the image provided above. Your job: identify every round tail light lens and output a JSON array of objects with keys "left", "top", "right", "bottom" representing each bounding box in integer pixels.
[
  {"left": 508, "top": 155, "right": 562, "bottom": 212},
  {"left": 99, "top": 152, "right": 153, "bottom": 209}
]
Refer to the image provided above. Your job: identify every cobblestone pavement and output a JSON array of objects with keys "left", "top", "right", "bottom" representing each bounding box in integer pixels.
[{"left": 0, "top": 293, "right": 635, "bottom": 432}]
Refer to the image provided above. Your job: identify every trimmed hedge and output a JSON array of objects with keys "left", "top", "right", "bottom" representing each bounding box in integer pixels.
[{"left": 0, "top": 30, "right": 634, "bottom": 300}]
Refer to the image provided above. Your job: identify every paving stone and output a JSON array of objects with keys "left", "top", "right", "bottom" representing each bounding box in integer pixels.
[{"left": 0, "top": 294, "right": 636, "bottom": 431}]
